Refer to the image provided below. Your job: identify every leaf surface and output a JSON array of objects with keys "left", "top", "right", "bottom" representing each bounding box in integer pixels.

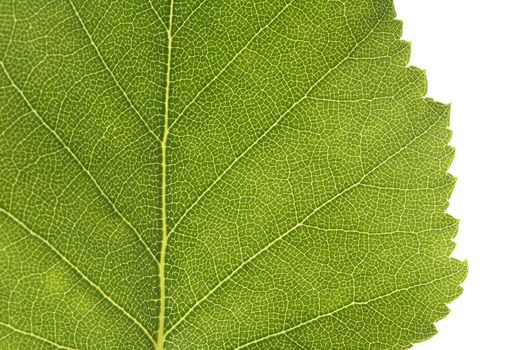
[{"left": 0, "top": 0, "right": 466, "bottom": 349}]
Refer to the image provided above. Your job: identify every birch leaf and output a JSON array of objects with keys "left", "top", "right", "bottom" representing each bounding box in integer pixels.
[{"left": 0, "top": 0, "right": 466, "bottom": 349}]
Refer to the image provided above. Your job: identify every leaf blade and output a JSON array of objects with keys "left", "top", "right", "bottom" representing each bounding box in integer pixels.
[{"left": 0, "top": 1, "right": 465, "bottom": 349}]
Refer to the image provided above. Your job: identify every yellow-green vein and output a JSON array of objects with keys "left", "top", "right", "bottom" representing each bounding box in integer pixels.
[{"left": 156, "top": 0, "right": 175, "bottom": 349}]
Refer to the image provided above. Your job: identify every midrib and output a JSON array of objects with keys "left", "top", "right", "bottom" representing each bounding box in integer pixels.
[{"left": 157, "top": 0, "right": 175, "bottom": 349}]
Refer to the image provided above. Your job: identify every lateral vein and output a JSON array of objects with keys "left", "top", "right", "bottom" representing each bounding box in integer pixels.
[
  {"left": 165, "top": 7, "right": 388, "bottom": 241},
  {"left": 234, "top": 270, "right": 464, "bottom": 349},
  {"left": 167, "top": 1, "right": 294, "bottom": 131},
  {"left": 0, "top": 208, "right": 155, "bottom": 346},
  {"left": 0, "top": 321, "right": 78, "bottom": 350},
  {"left": 164, "top": 106, "right": 446, "bottom": 337},
  {"left": 0, "top": 62, "right": 158, "bottom": 264},
  {"left": 66, "top": 0, "right": 161, "bottom": 142}
]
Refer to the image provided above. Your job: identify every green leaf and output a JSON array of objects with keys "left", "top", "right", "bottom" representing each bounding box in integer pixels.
[{"left": 0, "top": 0, "right": 466, "bottom": 349}]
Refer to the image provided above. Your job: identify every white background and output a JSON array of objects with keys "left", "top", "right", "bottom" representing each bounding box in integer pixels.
[{"left": 395, "top": 1, "right": 525, "bottom": 349}]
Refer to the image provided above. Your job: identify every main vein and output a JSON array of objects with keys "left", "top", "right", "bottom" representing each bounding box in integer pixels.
[{"left": 157, "top": 0, "right": 175, "bottom": 349}]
